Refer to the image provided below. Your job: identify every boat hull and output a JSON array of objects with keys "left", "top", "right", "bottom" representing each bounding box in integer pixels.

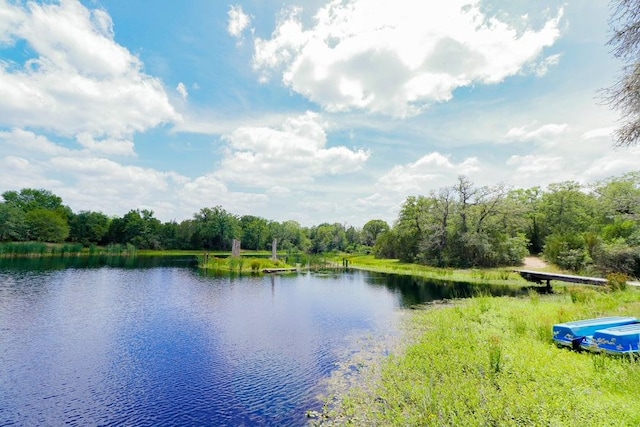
[
  {"left": 585, "top": 323, "right": 640, "bottom": 354},
  {"left": 552, "top": 317, "right": 638, "bottom": 349}
]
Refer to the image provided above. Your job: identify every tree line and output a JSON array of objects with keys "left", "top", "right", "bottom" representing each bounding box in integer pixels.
[
  {"left": 1, "top": 172, "right": 639, "bottom": 276},
  {"left": 0, "top": 188, "right": 389, "bottom": 255},
  {"left": 374, "top": 173, "right": 640, "bottom": 276}
]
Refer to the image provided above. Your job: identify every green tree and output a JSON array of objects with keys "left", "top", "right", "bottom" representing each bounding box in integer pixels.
[
  {"left": 240, "top": 215, "right": 269, "bottom": 250},
  {"left": 417, "top": 187, "right": 454, "bottom": 266},
  {"left": 0, "top": 202, "right": 27, "bottom": 241},
  {"left": 2, "top": 188, "right": 64, "bottom": 212},
  {"left": 593, "top": 172, "right": 640, "bottom": 226},
  {"left": 309, "top": 223, "right": 347, "bottom": 253},
  {"left": 192, "top": 207, "right": 241, "bottom": 250},
  {"left": 26, "top": 209, "right": 70, "bottom": 242},
  {"left": 389, "top": 179, "right": 527, "bottom": 267},
  {"left": 106, "top": 209, "right": 163, "bottom": 249},
  {"left": 362, "top": 219, "right": 390, "bottom": 247},
  {"left": 538, "top": 182, "right": 598, "bottom": 269},
  {"left": 373, "top": 229, "right": 400, "bottom": 259},
  {"left": 2, "top": 188, "right": 71, "bottom": 243},
  {"left": 268, "top": 220, "right": 310, "bottom": 252},
  {"left": 539, "top": 182, "right": 596, "bottom": 236},
  {"left": 69, "top": 211, "right": 110, "bottom": 246},
  {"left": 345, "top": 225, "right": 363, "bottom": 252},
  {"left": 507, "top": 187, "right": 545, "bottom": 254},
  {"left": 158, "top": 221, "right": 186, "bottom": 250},
  {"left": 392, "top": 196, "right": 430, "bottom": 262}
]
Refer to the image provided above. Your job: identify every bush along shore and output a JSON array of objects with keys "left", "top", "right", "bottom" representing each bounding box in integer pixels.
[{"left": 312, "top": 286, "right": 640, "bottom": 426}]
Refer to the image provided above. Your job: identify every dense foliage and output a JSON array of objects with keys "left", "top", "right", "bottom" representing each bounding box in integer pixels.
[
  {"left": 1, "top": 172, "right": 639, "bottom": 276},
  {"left": 0, "top": 189, "right": 365, "bottom": 255},
  {"left": 374, "top": 174, "right": 640, "bottom": 275}
]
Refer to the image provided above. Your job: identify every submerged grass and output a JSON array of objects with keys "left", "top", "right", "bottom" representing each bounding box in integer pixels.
[{"left": 315, "top": 288, "right": 640, "bottom": 426}]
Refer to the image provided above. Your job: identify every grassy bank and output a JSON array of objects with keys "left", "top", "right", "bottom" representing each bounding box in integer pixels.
[
  {"left": 315, "top": 287, "right": 640, "bottom": 426},
  {"left": 0, "top": 241, "right": 138, "bottom": 257},
  {"left": 338, "top": 254, "right": 536, "bottom": 286},
  {"left": 197, "top": 252, "right": 340, "bottom": 273},
  {"left": 197, "top": 255, "right": 295, "bottom": 273}
]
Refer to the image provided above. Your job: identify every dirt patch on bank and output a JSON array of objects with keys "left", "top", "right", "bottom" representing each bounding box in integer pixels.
[{"left": 523, "top": 256, "right": 547, "bottom": 270}]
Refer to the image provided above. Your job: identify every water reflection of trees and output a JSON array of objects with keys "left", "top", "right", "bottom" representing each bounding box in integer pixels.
[{"left": 362, "top": 271, "right": 527, "bottom": 307}]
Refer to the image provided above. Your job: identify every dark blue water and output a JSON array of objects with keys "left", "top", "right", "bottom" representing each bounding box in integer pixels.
[{"left": 0, "top": 258, "right": 525, "bottom": 426}]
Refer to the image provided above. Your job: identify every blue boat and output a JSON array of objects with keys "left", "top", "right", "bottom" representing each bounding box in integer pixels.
[
  {"left": 585, "top": 323, "right": 640, "bottom": 354},
  {"left": 552, "top": 316, "right": 639, "bottom": 350}
]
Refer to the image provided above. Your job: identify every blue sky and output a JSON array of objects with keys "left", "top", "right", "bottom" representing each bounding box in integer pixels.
[{"left": 0, "top": 0, "right": 637, "bottom": 227}]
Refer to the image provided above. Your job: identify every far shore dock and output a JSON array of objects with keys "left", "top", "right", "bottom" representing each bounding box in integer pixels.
[{"left": 516, "top": 269, "right": 608, "bottom": 290}]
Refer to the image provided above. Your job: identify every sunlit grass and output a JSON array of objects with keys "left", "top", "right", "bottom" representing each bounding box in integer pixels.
[
  {"left": 339, "top": 254, "right": 529, "bottom": 286},
  {"left": 0, "top": 242, "right": 131, "bottom": 257},
  {"left": 316, "top": 288, "right": 640, "bottom": 426},
  {"left": 197, "top": 255, "right": 294, "bottom": 273}
]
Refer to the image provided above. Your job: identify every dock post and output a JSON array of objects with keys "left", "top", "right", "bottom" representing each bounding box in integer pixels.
[{"left": 271, "top": 238, "right": 277, "bottom": 262}]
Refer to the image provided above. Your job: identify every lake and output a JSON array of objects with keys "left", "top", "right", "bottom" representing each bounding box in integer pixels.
[{"left": 0, "top": 256, "right": 524, "bottom": 426}]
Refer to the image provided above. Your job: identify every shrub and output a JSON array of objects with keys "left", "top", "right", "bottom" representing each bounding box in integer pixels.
[
  {"left": 593, "top": 241, "right": 640, "bottom": 277},
  {"left": 606, "top": 272, "right": 629, "bottom": 291},
  {"left": 543, "top": 233, "right": 589, "bottom": 271},
  {"left": 568, "top": 286, "right": 597, "bottom": 303}
]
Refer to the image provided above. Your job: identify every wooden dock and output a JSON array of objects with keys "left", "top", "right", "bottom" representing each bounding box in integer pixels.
[
  {"left": 262, "top": 267, "right": 298, "bottom": 274},
  {"left": 516, "top": 270, "right": 608, "bottom": 290}
]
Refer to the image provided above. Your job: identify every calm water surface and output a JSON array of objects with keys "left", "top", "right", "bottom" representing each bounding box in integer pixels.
[{"left": 0, "top": 257, "right": 524, "bottom": 426}]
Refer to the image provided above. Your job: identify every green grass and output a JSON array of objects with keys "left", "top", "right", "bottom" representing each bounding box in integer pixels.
[
  {"left": 315, "top": 287, "right": 640, "bottom": 426},
  {"left": 197, "top": 255, "right": 294, "bottom": 273},
  {"left": 338, "top": 255, "right": 530, "bottom": 286},
  {"left": 0, "top": 242, "right": 143, "bottom": 257},
  {"left": 135, "top": 249, "right": 205, "bottom": 256},
  {"left": 0, "top": 242, "right": 87, "bottom": 257}
]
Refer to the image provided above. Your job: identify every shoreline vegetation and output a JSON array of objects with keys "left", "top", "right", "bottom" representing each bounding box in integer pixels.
[
  {"left": 0, "top": 241, "right": 140, "bottom": 257},
  {"left": 2, "top": 243, "right": 628, "bottom": 288},
  {"left": 4, "top": 244, "right": 640, "bottom": 424},
  {"left": 311, "top": 287, "right": 640, "bottom": 426},
  {"left": 306, "top": 257, "right": 640, "bottom": 426}
]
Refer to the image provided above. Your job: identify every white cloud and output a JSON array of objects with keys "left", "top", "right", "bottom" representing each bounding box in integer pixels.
[
  {"left": 0, "top": 0, "right": 177, "bottom": 149},
  {"left": 179, "top": 174, "right": 268, "bottom": 216},
  {"left": 506, "top": 154, "right": 564, "bottom": 175},
  {"left": 582, "top": 146, "right": 640, "bottom": 181},
  {"left": 0, "top": 128, "right": 69, "bottom": 156},
  {"left": 267, "top": 186, "right": 291, "bottom": 196},
  {"left": 228, "top": 5, "right": 251, "bottom": 39},
  {"left": 75, "top": 133, "right": 136, "bottom": 157},
  {"left": 583, "top": 126, "right": 614, "bottom": 140},
  {"left": 376, "top": 152, "right": 480, "bottom": 194},
  {"left": 252, "top": 0, "right": 563, "bottom": 117},
  {"left": 503, "top": 122, "right": 569, "bottom": 144},
  {"left": 0, "top": 155, "right": 61, "bottom": 193},
  {"left": 44, "top": 155, "right": 202, "bottom": 219},
  {"left": 347, "top": 152, "right": 483, "bottom": 225},
  {"left": 0, "top": 142, "right": 271, "bottom": 222},
  {"left": 215, "top": 111, "right": 370, "bottom": 188},
  {"left": 48, "top": 156, "right": 178, "bottom": 191},
  {"left": 176, "top": 82, "right": 189, "bottom": 100},
  {"left": 531, "top": 53, "right": 561, "bottom": 77}
]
